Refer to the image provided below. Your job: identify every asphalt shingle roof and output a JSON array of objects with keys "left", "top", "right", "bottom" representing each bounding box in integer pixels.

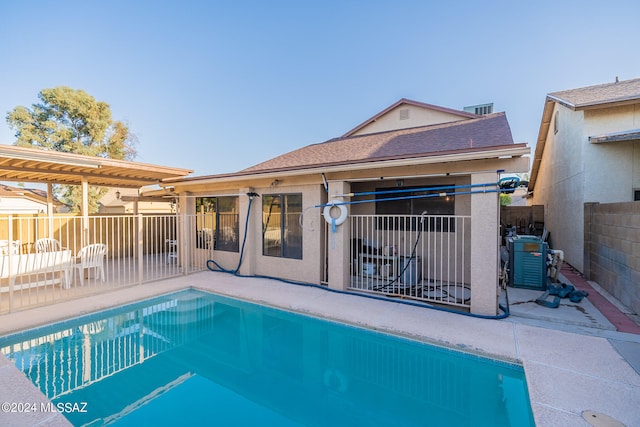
[
  {"left": 241, "top": 112, "right": 515, "bottom": 173},
  {"left": 548, "top": 77, "right": 640, "bottom": 109}
]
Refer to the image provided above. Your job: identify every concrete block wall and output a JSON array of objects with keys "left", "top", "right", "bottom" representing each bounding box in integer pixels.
[
  {"left": 584, "top": 202, "right": 640, "bottom": 314},
  {"left": 500, "top": 205, "right": 545, "bottom": 237}
]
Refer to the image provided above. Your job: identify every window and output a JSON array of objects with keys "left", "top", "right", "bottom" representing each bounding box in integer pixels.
[
  {"left": 375, "top": 186, "right": 455, "bottom": 231},
  {"left": 195, "top": 196, "right": 239, "bottom": 252},
  {"left": 262, "top": 194, "right": 303, "bottom": 259},
  {"left": 634, "top": 190, "right": 640, "bottom": 201}
]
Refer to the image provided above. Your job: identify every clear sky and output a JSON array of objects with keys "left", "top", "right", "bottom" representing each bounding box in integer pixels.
[{"left": 1, "top": 0, "right": 638, "bottom": 178}]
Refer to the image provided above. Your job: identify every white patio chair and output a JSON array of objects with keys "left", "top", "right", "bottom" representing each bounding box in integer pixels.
[
  {"left": 75, "top": 243, "right": 107, "bottom": 286},
  {"left": 35, "top": 238, "right": 62, "bottom": 253},
  {"left": 166, "top": 239, "right": 178, "bottom": 264},
  {"left": 0, "top": 240, "right": 20, "bottom": 255}
]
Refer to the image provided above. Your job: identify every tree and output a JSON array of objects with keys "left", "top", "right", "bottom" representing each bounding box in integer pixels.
[
  {"left": 500, "top": 193, "right": 512, "bottom": 206},
  {"left": 6, "top": 87, "right": 137, "bottom": 212}
]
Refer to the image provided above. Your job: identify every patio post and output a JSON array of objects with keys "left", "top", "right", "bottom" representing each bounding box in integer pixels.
[
  {"left": 327, "top": 181, "right": 350, "bottom": 291},
  {"left": 81, "top": 176, "right": 89, "bottom": 246},
  {"left": 470, "top": 172, "right": 500, "bottom": 315},
  {"left": 47, "top": 183, "right": 54, "bottom": 238},
  {"left": 137, "top": 213, "right": 144, "bottom": 284},
  {"left": 179, "top": 192, "right": 194, "bottom": 274}
]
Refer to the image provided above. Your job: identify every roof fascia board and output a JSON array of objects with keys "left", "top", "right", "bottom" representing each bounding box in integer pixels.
[
  {"left": 528, "top": 98, "right": 556, "bottom": 191},
  {"left": 0, "top": 146, "right": 102, "bottom": 168},
  {"left": 546, "top": 94, "right": 640, "bottom": 111},
  {"left": 546, "top": 94, "right": 576, "bottom": 110}
]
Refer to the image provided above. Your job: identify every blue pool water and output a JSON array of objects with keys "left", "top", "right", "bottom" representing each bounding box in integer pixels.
[{"left": 0, "top": 289, "right": 534, "bottom": 426}]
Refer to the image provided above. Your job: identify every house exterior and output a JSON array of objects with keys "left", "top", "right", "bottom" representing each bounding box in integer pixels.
[
  {"left": 528, "top": 78, "right": 640, "bottom": 271},
  {"left": 98, "top": 187, "right": 175, "bottom": 214},
  {"left": 162, "top": 99, "right": 529, "bottom": 316},
  {"left": 0, "top": 184, "right": 65, "bottom": 214}
]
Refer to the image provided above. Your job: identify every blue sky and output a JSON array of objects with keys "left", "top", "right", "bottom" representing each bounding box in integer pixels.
[{"left": 1, "top": 0, "right": 639, "bottom": 178}]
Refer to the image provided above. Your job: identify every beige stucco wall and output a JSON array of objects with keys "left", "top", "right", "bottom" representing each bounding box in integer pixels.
[
  {"left": 0, "top": 198, "right": 48, "bottom": 214},
  {"left": 180, "top": 153, "right": 528, "bottom": 314},
  {"left": 191, "top": 185, "right": 323, "bottom": 284},
  {"left": 531, "top": 102, "right": 640, "bottom": 272},
  {"left": 470, "top": 172, "right": 500, "bottom": 315},
  {"left": 530, "top": 104, "right": 586, "bottom": 270},
  {"left": 351, "top": 105, "right": 469, "bottom": 136},
  {"left": 583, "top": 104, "right": 640, "bottom": 202},
  {"left": 249, "top": 183, "right": 324, "bottom": 284}
]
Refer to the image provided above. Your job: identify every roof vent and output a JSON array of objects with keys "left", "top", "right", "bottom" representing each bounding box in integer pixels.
[
  {"left": 399, "top": 108, "right": 410, "bottom": 120},
  {"left": 463, "top": 103, "right": 493, "bottom": 115}
]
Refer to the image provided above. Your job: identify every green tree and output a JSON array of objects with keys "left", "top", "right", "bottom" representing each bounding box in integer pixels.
[
  {"left": 6, "top": 87, "right": 136, "bottom": 212},
  {"left": 500, "top": 193, "right": 512, "bottom": 206}
]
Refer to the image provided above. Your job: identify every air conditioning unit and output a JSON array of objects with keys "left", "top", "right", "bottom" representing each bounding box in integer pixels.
[{"left": 508, "top": 236, "right": 547, "bottom": 290}]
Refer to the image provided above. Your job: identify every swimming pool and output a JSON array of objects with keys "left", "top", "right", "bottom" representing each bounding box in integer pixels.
[{"left": 0, "top": 289, "right": 534, "bottom": 426}]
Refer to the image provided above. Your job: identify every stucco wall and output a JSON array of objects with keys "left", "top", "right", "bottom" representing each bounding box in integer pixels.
[
  {"left": 351, "top": 105, "right": 468, "bottom": 136},
  {"left": 251, "top": 183, "right": 324, "bottom": 284},
  {"left": 584, "top": 202, "right": 640, "bottom": 314},
  {"left": 584, "top": 104, "right": 640, "bottom": 202},
  {"left": 0, "top": 198, "right": 47, "bottom": 214},
  {"left": 530, "top": 104, "right": 586, "bottom": 270},
  {"left": 532, "top": 103, "right": 640, "bottom": 272}
]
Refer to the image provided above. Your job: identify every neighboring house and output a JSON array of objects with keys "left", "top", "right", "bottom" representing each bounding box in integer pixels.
[
  {"left": 528, "top": 78, "right": 640, "bottom": 271},
  {"left": 0, "top": 184, "right": 66, "bottom": 214},
  {"left": 98, "top": 187, "right": 175, "bottom": 214},
  {"left": 162, "top": 99, "right": 529, "bottom": 315}
]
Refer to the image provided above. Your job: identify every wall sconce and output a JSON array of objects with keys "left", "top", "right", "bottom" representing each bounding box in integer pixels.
[
  {"left": 115, "top": 190, "right": 121, "bottom": 200},
  {"left": 396, "top": 179, "right": 404, "bottom": 187},
  {"left": 271, "top": 179, "right": 280, "bottom": 187}
]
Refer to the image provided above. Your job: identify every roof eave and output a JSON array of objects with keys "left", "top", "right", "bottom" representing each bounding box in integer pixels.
[
  {"left": 164, "top": 145, "right": 530, "bottom": 189},
  {"left": 528, "top": 98, "right": 556, "bottom": 191},
  {"left": 547, "top": 94, "right": 640, "bottom": 111}
]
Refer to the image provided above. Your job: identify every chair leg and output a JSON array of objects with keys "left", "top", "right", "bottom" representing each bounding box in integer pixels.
[
  {"left": 78, "top": 268, "right": 84, "bottom": 287},
  {"left": 99, "top": 264, "right": 105, "bottom": 282},
  {"left": 62, "top": 269, "right": 72, "bottom": 289}
]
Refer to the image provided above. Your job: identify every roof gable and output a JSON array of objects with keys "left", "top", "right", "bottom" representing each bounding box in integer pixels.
[
  {"left": 242, "top": 112, "right": 515, "bottom": 174},
  {"left": 342, "top": 98, "right": 478, "bottom": 137}
]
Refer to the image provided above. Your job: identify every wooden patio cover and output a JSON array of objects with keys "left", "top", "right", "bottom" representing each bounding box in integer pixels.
[{"left": 0, "top": 144, "right": 192, "bottom": 189}]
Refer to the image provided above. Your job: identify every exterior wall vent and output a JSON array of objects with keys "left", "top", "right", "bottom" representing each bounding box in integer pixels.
[
  {"left": 399, "top": 108, "right": 410, "bottom": 120},
  {"left": 463, "top": 103, "right": 493, "bottom": 115}
]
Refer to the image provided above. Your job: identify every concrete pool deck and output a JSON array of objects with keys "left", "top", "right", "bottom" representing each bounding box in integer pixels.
[{"left": 0, "top": 271, "right": 639, "bottom": 426}]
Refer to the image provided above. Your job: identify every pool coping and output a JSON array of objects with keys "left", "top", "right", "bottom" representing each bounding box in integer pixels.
[{"left": 0, "top": 271, "right": 639, "bottom": 426}]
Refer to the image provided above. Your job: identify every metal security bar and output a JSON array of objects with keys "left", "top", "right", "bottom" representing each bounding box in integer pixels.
[
  {"left": 349, "top": 214, "right": 471, "bottom": 308},
  {"left": 0, "top": 214, "right": 188, "bottom": 314}
]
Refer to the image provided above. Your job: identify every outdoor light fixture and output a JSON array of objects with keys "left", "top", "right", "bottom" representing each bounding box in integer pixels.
[{"left": 115, "top": 190, "right": 121, "bottom": 200}]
